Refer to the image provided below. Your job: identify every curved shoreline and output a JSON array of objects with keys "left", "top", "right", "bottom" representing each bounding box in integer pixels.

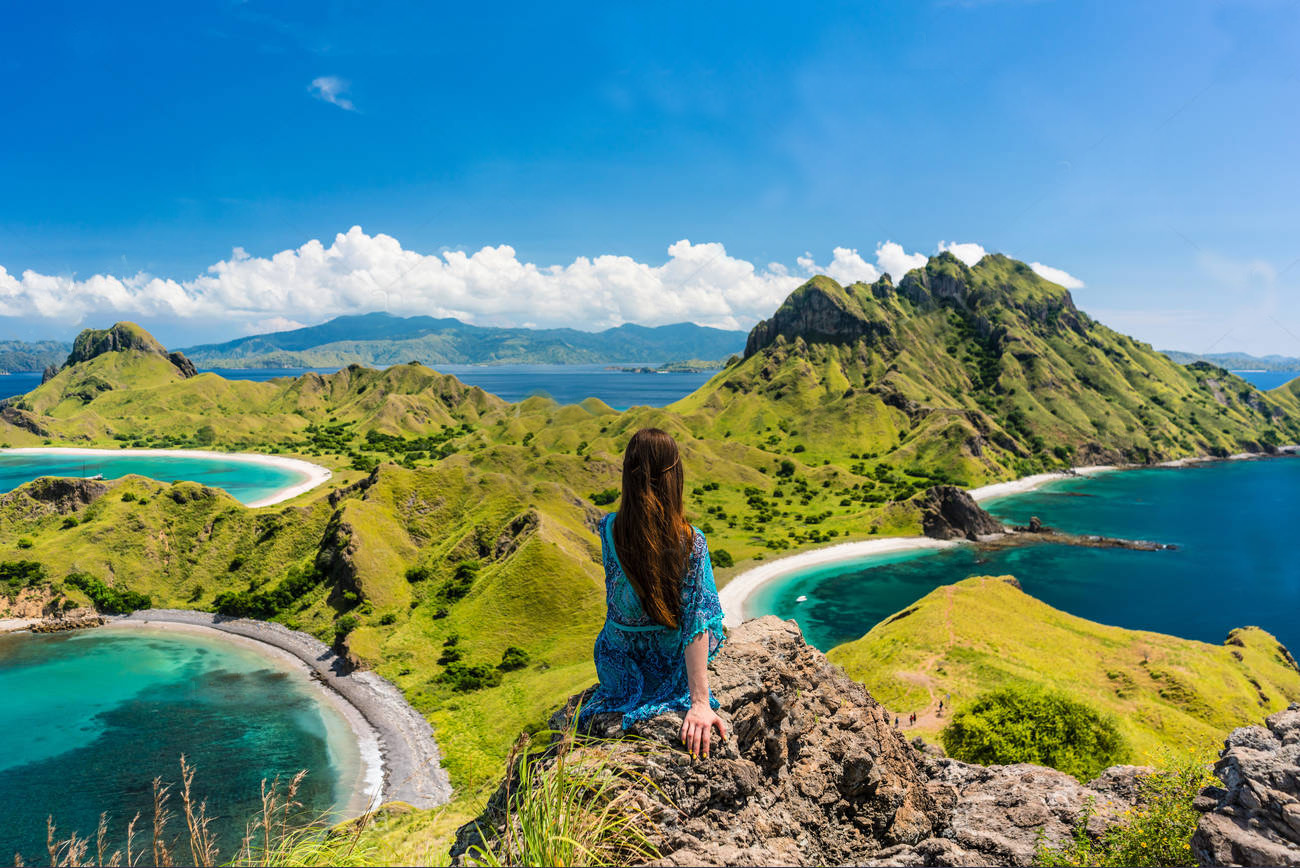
[
  {"left": 0, "top": 447, "right": 332, "bottom": 507},
  {"left": 718, "top": 453, "right": 1298, "bottom": 628},
  {"left": 109, "top": 610, "right": 452, "bottom": 813}
]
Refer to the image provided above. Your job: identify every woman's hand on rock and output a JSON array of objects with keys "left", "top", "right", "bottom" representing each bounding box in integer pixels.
[{"left": 681, "top": 702, "right": 727, "bottom": 759}]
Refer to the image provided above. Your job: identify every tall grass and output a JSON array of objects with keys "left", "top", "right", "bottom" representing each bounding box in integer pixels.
[
  {"left": 22, "top": 757, "right": 377, "bottom": 868},
  {"left": 467, "top": 717, "right": 667, "bottom": 868}
]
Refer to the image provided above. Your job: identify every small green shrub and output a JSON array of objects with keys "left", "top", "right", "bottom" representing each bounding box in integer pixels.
[
  {"left": 941, "top": 685, "right": 1128, "bottom": 781},
  {"left": 16, "top": 537, "right": 34, "bottom": 549},
  {"left": 120, "top": 491, "right": 137, "bottom": 502},
  {"left": 440, "top": 662, "right": 503, "bottom": 692},
  {"left": 378, "top": 612, "right": 397, "bottom": 626},
  {"left": 499, "top": 646, "right": 530, "bottom": 671},
  {"left": 589, "top": 488, "right": 620, "bottom": 506},
  {"left": 710, "top": 549, "right": 734, "bottom": 569},
  {"left": 334, "top": 614, "right": 359, "bottom": 640}
]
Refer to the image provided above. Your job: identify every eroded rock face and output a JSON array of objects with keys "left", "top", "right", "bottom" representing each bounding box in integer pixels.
[
  {"left": 0, "top": 476, "right": 109, "bottom": 517},
  {"left": 450, "top": 617, "right": 1146, "bottom": 867},
  {"left": 918, "top": 485, "right": 1006, "bottom": 541},
  {"left": 1193, "top": 703, "right": 1300, "bottom": 866}
]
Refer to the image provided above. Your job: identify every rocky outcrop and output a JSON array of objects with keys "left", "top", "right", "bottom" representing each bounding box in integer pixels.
[
  {"left": 29, "top": 614, "right": 105, "bottom": 633},
  {"left": 62, "top": 322, "right": 197, "bottom": 378},
  {"left": 451, "top": 617, "right": 1146, "bottom": 867},
  {"left": 0, "top": 404, "right": 51, "bottom": 436},
  {"left": 918, "top": 485, "right": 1006, "bottom": 541},
  {"left": 744, "top": 278, "right": 891, "bottom": 359},
  {"left": 0, "top": 476, "right": 109, "bottom": 518},
  {"left": 1193, "top": 703, "right": 1300, "bottom": 866}
]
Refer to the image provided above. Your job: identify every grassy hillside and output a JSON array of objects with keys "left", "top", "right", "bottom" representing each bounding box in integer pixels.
[{"left": 827, "top": 575, "right": 1300, "bottom": 762}]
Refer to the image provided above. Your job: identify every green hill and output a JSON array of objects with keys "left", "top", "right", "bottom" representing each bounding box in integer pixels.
[
  {"left": 179, "top": 312, "right": 747, "bottom": 367},
  {"left": 827, "top": 575, "right": 1300, "bottom": 763},
  {"left": 673, "top": 254, "right": 1300, "bottom": 486}
]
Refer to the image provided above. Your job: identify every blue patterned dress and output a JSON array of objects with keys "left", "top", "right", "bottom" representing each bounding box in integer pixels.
[{"left": 577, "top": 512, "right": 726, "bottom": 729}]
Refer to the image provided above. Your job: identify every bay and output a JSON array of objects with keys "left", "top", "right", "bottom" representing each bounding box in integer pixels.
[
  {"left": 0, "top": 628, "right": 361, "bottom": 862},
  {"left": 747, "top": 457, "right": 1300, "bottom": 655}
]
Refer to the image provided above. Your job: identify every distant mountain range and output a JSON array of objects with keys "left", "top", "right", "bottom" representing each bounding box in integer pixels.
[
  {"left": 176, "top": 313, "right": 747, "bottom": 368},
  {"left": 1160, "top": 350, "right": 1300, "bottom": 372},
  {"left": 0, "top": 340, "right": 71, "bottom": 373},
  {"left": 4, "top": 314, "right": 1298, "bottom": 373}
]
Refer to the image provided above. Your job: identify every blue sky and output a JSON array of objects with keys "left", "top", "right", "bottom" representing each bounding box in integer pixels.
[{"left": 2, "top": 0, "right": 1298, "bottom": 355}]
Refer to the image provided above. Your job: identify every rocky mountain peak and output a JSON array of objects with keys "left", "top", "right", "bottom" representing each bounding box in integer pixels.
[{"left": 63, "top": 322, "right": 197, "bottom": 378}]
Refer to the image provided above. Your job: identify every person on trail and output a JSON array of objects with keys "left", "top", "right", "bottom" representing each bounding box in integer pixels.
[{"left": 577, "top": 428, "right": 728, "bottom": 761}]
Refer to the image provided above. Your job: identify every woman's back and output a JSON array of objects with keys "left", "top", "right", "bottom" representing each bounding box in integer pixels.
[{"left": 579, "top": 512, "right": 725, "bottom": 727}]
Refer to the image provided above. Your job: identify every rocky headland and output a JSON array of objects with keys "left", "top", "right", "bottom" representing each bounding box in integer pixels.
[{"left": 452, "top": 617, "right": 1168, "bottom": 866}]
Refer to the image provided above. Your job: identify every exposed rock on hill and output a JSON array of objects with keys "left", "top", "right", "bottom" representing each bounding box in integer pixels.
[
  {"left": 919, "top": 485, "right": 1006, "bottom": 540},
  {"left": 451, "top": 617, "right": 1150, "bottom": 867},
  {"left": 63, "top": 322, "right": 197, "bottom": 378},
  {"left": 0, "top": 476, "right": 109, "bottom": 518},
  {"left": 1193, "top": 703, "right": 1300, "bottom": 866}
]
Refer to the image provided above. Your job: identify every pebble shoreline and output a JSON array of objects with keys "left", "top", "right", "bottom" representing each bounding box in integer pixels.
[{"left": 110, "top": 609, "right": 452, "bottom": 812}]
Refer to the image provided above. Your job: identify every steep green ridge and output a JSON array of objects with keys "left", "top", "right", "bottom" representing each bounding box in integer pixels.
[
  {"left": 827, "top": 575, "right": 1300, "bottom": 762},
  {"left": 673, "top": 254, "right": 1300, "bottom": 486},
  {"left": 1, "top": 252, "right": 1297, "bottom": 856},
  {"left": 179, "top": 312, "right": 747, "bottom": 367},
  {"left": 1162, "top": 349, "right": 1300, "bottom": 373}
]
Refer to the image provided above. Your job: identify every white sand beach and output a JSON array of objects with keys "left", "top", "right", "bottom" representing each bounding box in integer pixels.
[
  {"left": 105, "top": 610, "right": 451, "bottom": 814},
  {"left": 0, "top": 447, "right": 332, "bottom": 508},
  {"left": 966, "top": 464, "right": 1117, "bottom": 502},
  {"left": 720, "top": 464, "right": 1120, "bottom": 628}
]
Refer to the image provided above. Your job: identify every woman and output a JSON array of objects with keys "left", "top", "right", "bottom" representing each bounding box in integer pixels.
[{"left": 577, "top": 427, "right": 728, "bottom": 759}]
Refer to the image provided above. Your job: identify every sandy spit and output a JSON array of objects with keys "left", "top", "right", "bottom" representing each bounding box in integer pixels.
[
  {"left": 108, "top": 610, "right": 451, "bottom": 813},
  {"left": 0, "top": 447, "right": 332, "bottom": 507}
]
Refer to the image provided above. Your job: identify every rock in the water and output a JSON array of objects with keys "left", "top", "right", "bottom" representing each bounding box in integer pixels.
[
  {"left": 1193, "top": 703, "right": 1300, "bottom": 866},
  {"left": 918, "top": 485, "right": 1006, "bottom": 541},
  {"left": 450, "top": 616, "right": 1144, "bottom": 867}
]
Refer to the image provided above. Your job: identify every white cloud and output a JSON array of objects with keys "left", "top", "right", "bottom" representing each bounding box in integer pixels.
[
  {"left": 0, "top": 228, "right": 807, "bottom": 334},
  {"left": 874, "top": 241, "right": 928, "bottom": 280},
  {"left": 0, "top": 230, "right": 1093, "bottom": 339},
  {"left": 309, "top": 76, "right": 356, "bottom": 111},
  {"left": 1029, "top": 262, "right": 1085, "bottom": 289},
  {"left": 937, "top": 241, "right": 988, "bottom": 267},
  {"left": 245, "top": 316, "right": 308, "bottom": 335},
  {"left": 821, "top": 247, "right": 880, "bottom": 284}
]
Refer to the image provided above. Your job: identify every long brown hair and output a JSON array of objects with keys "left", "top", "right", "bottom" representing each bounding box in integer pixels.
[{"left": 613, "top": 428, "right": 692, "bottom": 628}]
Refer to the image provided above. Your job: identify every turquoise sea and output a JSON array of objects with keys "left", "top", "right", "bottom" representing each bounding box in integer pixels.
[
  {"left": 0, "top": 627, "right": 361, "bottom": 862},
  {"left": 0, "top": 452, "right": 310, "bottom": 505},
  {"left": 749, "top": 457, "right": 1300, "bottom": 655}
]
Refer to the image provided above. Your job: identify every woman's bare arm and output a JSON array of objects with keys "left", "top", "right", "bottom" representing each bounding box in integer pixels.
[{"left": 681, "top": 631, "right": 728, "bottom": 758}]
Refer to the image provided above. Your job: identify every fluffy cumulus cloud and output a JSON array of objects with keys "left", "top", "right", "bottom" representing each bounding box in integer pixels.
[
  {"left": 1028, "top": 262, "right": 1085, "bottom": 289},
  {"left": 874, "top": 242, "right": 928, "bottom": 281},
  {"left": 0, "top": 230, "right": 1086, "bottom": 337},
  {"left": 937, "top": 240, "right": 989, "bottom": 267},
  {"left": 309, "top": 76, "right": 356, "bottom": 111}
]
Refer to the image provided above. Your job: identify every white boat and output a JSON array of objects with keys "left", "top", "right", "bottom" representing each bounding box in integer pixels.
[{"left": 795, "top": 595, "right": 807, "bottom": 603}]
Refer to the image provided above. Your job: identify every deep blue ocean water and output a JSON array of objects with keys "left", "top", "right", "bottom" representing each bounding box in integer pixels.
[
  {"left": 0, "top": 364, "right": 720, "bottom": 410},
  {"left": 748, "top": 457, "right": 1300, "bottom": 655},
  {"left": 0, "top": 452, "right": 309, "bottom": 505},
  {"left": 0, "top": 628, "right": 360, "bottom": 863}
]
